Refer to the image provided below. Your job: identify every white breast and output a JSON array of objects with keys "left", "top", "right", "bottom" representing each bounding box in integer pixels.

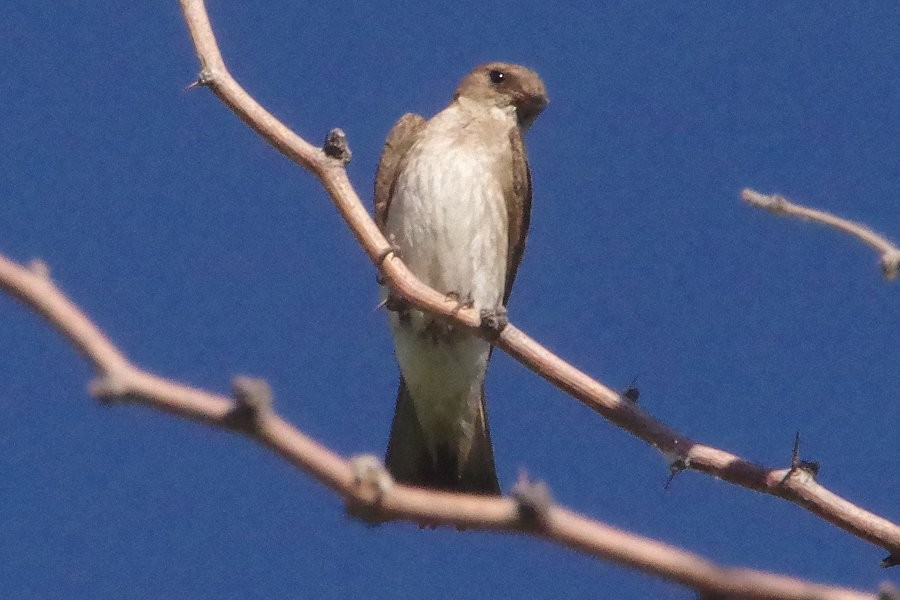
[
  {"left": 382, "top": 102, "right": 515, "bottom": 448},
  {"left": 386, "top": 103, "right": 510, "bottom": 309}
]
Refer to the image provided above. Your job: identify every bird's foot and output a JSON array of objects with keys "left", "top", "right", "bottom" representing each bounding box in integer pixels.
[
  {"left": 479, "top": 305, "right": 508, "bottom": 334},
  {"left": 423, "top": 318, "right": 455, "bottom": 342},
  {"left": 445, "top": 290, "right": 474, "bottom": 309},
  {"left": 383, "top": 293, "right": 411, "bottom": 317},
  {"left": 419, "top": 291, "right": 474, "bottom": 342}
]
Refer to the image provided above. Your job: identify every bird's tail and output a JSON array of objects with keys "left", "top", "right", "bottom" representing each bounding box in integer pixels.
[{"left": 385, "top": 378, "right": 500, "bottom": 495}]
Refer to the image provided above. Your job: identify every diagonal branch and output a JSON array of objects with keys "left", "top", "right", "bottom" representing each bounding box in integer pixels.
[
  {"left": 174, "top": 0, "right": 899, "bottom": 562},
  {"left": 742, "top": 188, "right": 900, "bottom": 280},
  {"left": 0, "top": 250, "right": 881, "bottom": 600}
]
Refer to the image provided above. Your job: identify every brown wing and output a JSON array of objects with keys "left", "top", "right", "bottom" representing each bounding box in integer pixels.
[
  {"left": 374, "top": 113, "right": 426, "bottom": 230},
  {"left": 502, "top": 128, "right": 533, "bottom": 304}
]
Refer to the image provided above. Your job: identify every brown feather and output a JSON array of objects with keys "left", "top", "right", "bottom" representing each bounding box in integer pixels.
[
  {"left": 385, "top": 379, "right": 500, "bottom": 494},
  {"left": 374, "top": 113, "right": 426, "bottom": 229},
  {"left": 503, "top": 128, "right": 532, "bottom": 304}
]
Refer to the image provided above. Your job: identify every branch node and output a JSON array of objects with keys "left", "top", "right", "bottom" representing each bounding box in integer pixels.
[
  {"left": 186, "top": 68, "right": 216, "bottom": 91},
  {"left": 780, "top": 432, "right": 819, "bottom": 486},
  {"left": 230, "top": 376, "right": 273, "bottom": 425},
  {"left": 620, "top": 375, "right": 640, "bottom": 403},
  {"left": 741, "top": 188, "right": 787, "bottom": 214},
  {"left": 664, "top": 457, "right": 689, "bottom": 490},
  {"left": 323, "top": 128, "right": 352, "bottom": 164},
  {"left": 512, "top": 470, "right": 553, "bottom": 529},
  {"left": 793, "top": 459, "right": 820, "bottom": 478},
  {"left": 345, "top": 454, "right": 392, "bottom": 525},
  {"left": 89, "top": 372, "right": 132, "bottom": 404},
  {"left": 880, "top": 249, "right": 900, "bottom": 281},
  {"left": 26, "top": 258, "right": 51, "bottom": 279},
  {"left": 374, "top": 243, "right": 401, "bottom": 286}
]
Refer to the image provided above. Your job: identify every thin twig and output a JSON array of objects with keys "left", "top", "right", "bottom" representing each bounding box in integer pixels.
[
  {"left": 742, "top": 188, "right": 900, "bottom": 280},
  {"left": 171, "top": 0, "right": 900, "bottom": 561}
]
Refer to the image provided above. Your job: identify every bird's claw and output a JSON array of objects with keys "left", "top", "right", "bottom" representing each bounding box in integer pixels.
[{"left": 479, "top": 306, "right": 508, "bottom": 333}]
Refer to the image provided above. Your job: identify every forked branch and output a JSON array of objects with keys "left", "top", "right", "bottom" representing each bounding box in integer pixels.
[
  {"left": 175, "top": 0, "right": 900, "bottom": 563},
  {"left": 171, "top": 0, "right": 900, "bottom": 565},
  {"left": 0, "top": 0, "right": 895, "bottom": 594}
]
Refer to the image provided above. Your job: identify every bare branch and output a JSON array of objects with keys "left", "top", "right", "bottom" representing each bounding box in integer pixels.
[
  {"left": 173, "top": 0, "right": 900, "bottom": 559},
  {"left": 742, "top": 188, "right": 900, "bottom": 280},
  {"left": 0, "top": 247, "right": 881, "bottom": 599}
]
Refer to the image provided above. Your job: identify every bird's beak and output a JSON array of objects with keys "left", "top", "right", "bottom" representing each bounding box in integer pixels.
[{"left": 517, "top": 92, "right": 549, "bottom": 131}]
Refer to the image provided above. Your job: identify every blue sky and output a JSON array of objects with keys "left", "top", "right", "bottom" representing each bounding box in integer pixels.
[{"left": 1, "top": 2, "right": 897, "bottom": 598}]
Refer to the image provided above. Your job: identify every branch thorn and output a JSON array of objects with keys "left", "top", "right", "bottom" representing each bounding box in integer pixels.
[
  {"left": 185, "top": 68, "right": 215, "bottom": 91},
  {"left": 780, "top": 432, "right": 819, "bottom": 485},
  {"left": 89, "top": 371, "right": 131, "bottom": 404}
]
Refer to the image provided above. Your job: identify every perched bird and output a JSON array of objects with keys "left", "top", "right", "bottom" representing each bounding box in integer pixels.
[{"left": 375, "top": 62, "right": 547, "bottom": 494}]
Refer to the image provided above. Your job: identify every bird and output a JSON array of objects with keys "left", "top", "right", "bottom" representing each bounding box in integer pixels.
[{"left": 374, "top": 62, "right": 547, "bottom": 494}]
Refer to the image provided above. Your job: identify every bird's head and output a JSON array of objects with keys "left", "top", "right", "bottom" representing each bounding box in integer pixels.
[{"left": 454, "top": 62, "right": 548, "bottom": 131}]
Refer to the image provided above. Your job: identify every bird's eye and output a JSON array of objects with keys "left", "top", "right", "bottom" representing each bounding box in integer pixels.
[{"left": 488, "top": 70, "right": 505, "bottom": 84}]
